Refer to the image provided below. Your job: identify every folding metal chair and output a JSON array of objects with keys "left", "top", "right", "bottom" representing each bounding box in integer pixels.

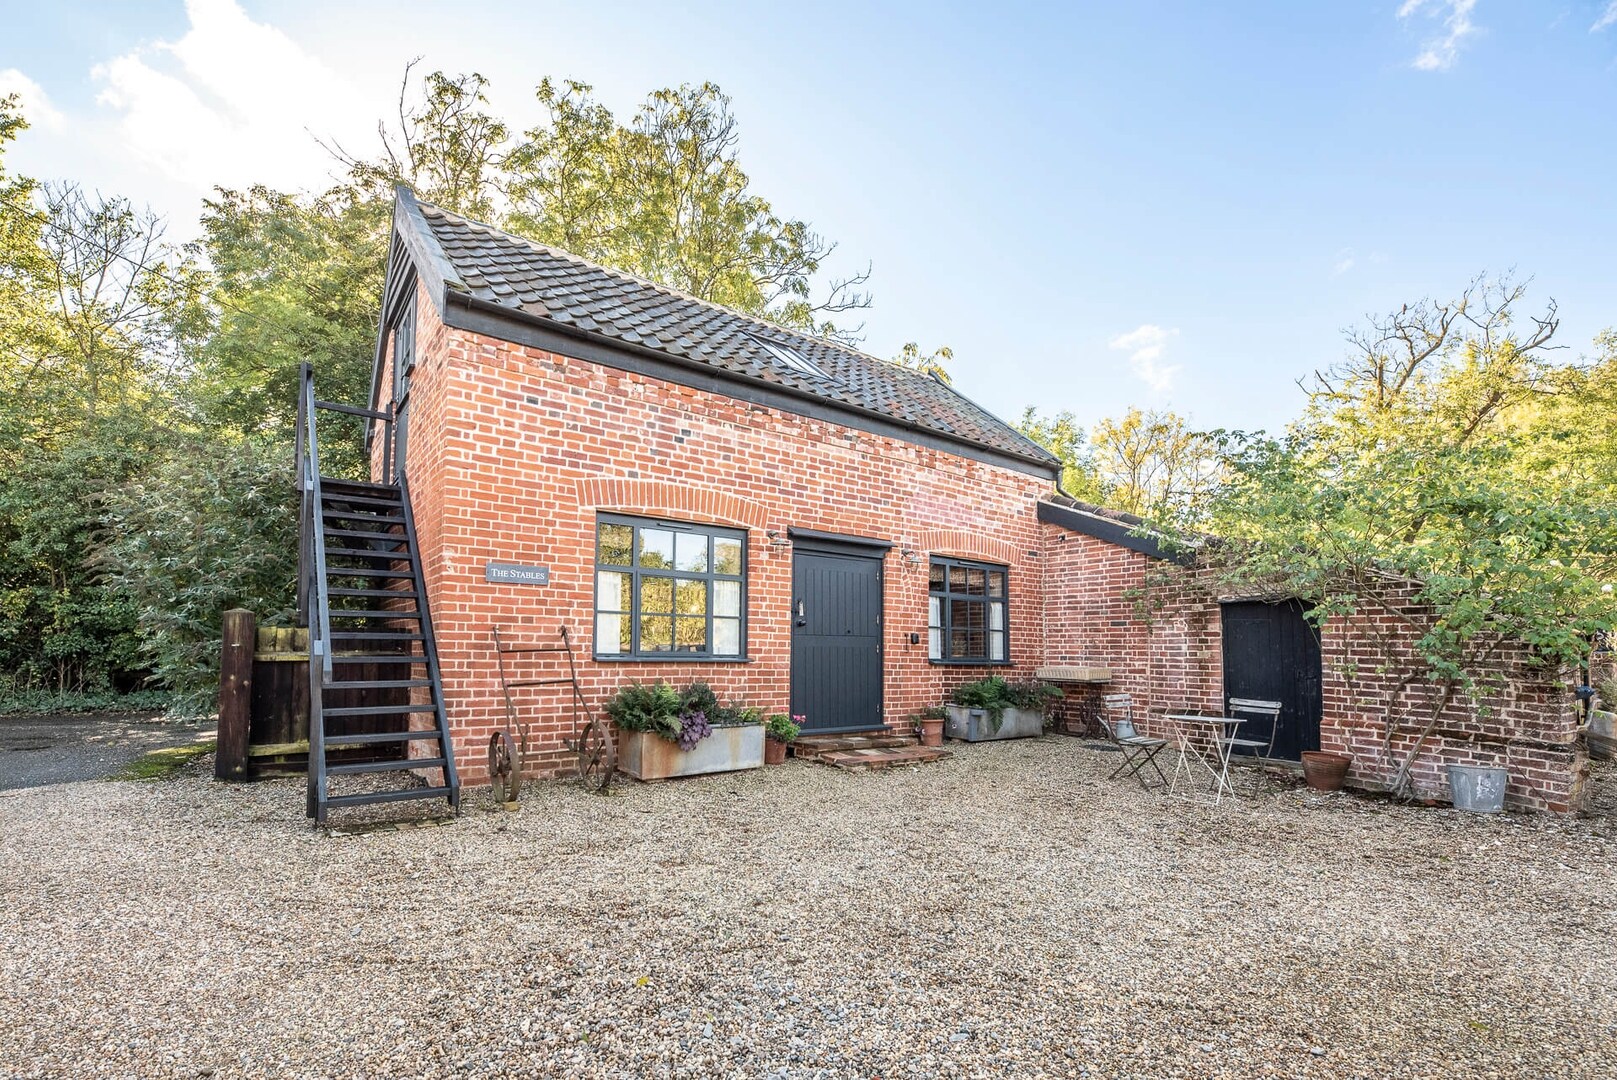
[
  {"left": 1225, "top": 697, "right": 1283, "bottom": 759},
  {"left": 1096, "top": 693, "right": 1170, "bottom": 790}
]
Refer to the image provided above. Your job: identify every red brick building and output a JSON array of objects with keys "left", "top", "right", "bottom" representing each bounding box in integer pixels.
[{"left": 345, "top": 189, "right": 1586, "bottom": 813}]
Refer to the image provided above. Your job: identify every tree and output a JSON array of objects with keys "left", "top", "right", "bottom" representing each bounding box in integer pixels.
[
  {"left": 1201, "top": 278, "right": 1617, "bottom": 796},
  {"left": 892, "top": 342, "right": 954, "bottom": 384},
  {"left": 1017, "top": 405, "right": 1216, "bottom": 519},
  {"left": 1016, "top": 408, "right": 1104, "bottom": 502},
  {"left": 324, "top": 63, "right": 507, "bottom": 220},
  {"left": 1089, "top": 408, "right": 1219, "bottom": 521},
  {"left": 188, "top": 185, "right": 387, "bottom": 458},
  {"left": 0, "top": 104, "right": 201, "bottom": 702},
  {"left": 503, "top": 79, "right": 873, "bottom": 342}
]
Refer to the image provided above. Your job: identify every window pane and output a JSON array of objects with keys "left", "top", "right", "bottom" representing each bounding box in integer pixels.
[
  {"left": 714, "top": 580, "right": 741, "bottom": 617},
  {"left": 675, "top": 578, "right": 707, "bottom": 615},
  {"left": 928, "top": 627, "right": 942, "bottom": 659},
  {"left": 640, "top": 577, "right": 673, "bottom": 614},
  {"left": 950, "top": 628, "right": 968, "bottom": 658},
  {"left": 928, "top": 596, "right": 940, "bottom": 628},
  {"left": 674, "top": 532, "right": 709, "bottom": 572},
  {"left": 965, "top": 630, "right": 986, "bottom": 658},
  {"left": 951, "top": 598, "right": 986, "bottom": 630},
  {"left": 990, "top": 631, "right": 1006, "bottom": 661},
  {"left": 929, "top": 562, "right": 945, "bottom": 591},
  {"left": 597, "top": 571, "right": 630, "bottom": 612},
  {"left": 948, "top": 565, "right": 967, "bottom": 592},
  {"left": 989, "top": 602, "right": 1004, "bottom": 631},
  {"left": 714, "top": 538, "right": 743, "bottom": 576},
  {"left": 639, "top": 615, "right": 673, "bottom": 652},
  {"left": 598, "top": 523, "right": 633, "bottom": 566},
  {"left": 965, "top": 568, "right": 986, "bottom": 595},
  {"left": 674, "top": 617, "right": 707, "bottom": 653},
  {"left": 714, "top": 618, "right": 741, "bottom": 655},
  {"left": 639, "top": 528, "right": 674, "bottom": 569},
  {"left": 596, "top": 613, "right": 630, "bottom": 654},
  {"left": 988, "top": 571, "right": 1006, "bottom": 598}
]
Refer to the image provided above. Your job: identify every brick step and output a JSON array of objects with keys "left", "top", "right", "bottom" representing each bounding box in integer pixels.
[
  {"left": 790, "top": 732, "right": 917, "bottom": 762},
  {"left": 819, "top": 746, "right": 952, "bottom": 772}
]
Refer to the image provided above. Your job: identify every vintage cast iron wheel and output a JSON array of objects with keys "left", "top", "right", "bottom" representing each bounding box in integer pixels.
[
  {"left": 488, "top": 729, "right": 520, "bottom": 803},
  {"left": 577, "top": 717, "right": 615, "bottom": 794}
]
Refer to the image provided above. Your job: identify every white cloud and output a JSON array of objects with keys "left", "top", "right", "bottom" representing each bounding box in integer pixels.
[
  {"left": 1397, "top": 0, "right": 1480, "bottom": 72},
  {"left": 91, "top": 0, "right": 375, "bottom": 192},
  {"left": 1332, "top": 248, "right": 1356, "bottom": 276},
  {"left": 1109, "top": 324, "right": 1181, "bottom": 393},
  {"left": 0, "top": 69, "right": 65, "bottom": 130},
  {"left": 1594, "top": 3, "right": 1617, "bottom": 32}
]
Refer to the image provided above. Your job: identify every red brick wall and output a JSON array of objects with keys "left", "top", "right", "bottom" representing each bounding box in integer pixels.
[
  {"left": 396, "top": 288, "right": 1051, "bottom": 781},
  {"left": 1038, "top": 528, "right": 1588, "bottom": 812}
]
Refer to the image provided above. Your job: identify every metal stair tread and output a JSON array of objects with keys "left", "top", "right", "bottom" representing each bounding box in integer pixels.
[
  {"left": 326, "top": 756, "right": 447, "bottom": 776},
  {"left": 322, "top": 730, "right": 441, "bottom": 746},
  {"left": 324, "top": 785, "right": 453, "bottom": 809},
  {"left": 322, "top": 702, "right": 438, "bottom": 717},
  {"left": 322, "top": 678, "right": 432, "bottom": 691}
]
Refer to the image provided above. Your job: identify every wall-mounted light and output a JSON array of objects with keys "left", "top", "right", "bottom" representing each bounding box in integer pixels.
[
  {"left": 766, "top": 530, "right": 791, "bottom": 548},
  {"left": 900, "top": 548, "right": 921, "bottom": 566}
]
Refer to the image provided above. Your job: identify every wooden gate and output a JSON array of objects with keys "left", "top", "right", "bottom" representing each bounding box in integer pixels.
[{"left": 215, "top": 609, "right": 407, "bottom": 779}]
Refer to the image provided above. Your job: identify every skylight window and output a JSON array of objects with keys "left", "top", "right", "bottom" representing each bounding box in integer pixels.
[{"left": 749, "top": 334, "right": 829, "bottom": 379}]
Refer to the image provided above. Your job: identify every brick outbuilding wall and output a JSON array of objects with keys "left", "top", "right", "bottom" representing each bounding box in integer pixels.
[
  {"left": 1037, "top": 524, "right": 1589, "bottom": 812},
  {"left": 388, "top": 283, "right": 1052, "bottom": 782}
]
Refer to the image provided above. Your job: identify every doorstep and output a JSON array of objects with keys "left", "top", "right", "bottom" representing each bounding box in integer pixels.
[
  {"left": 791, "top": 732, "right": 917, "bottom": 761},
  {"left": 818, "top": 745, "right": 952, "bottom": 772}
]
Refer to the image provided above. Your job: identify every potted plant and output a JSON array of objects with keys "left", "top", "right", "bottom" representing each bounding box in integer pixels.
[
  {"left": 763, "top": 712, "right": 801, "bottom": 764},
  {"left": 1299, "top": 750, "right": 1353, "bottom": 792},
  {"left": 945, "top": 676, "right": 1060, "bottom": 742},
  {"left": 914, "top": 706, "right": 947, "bottom": 747},
  {"left": 606, "top": 680, "right": 765, "bottom": 780}
]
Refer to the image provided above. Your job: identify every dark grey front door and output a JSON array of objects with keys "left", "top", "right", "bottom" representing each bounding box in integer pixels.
[
  {"left": 790, "top": 549, "right": 883, "bottom": 734},
  {"left": 1221, "top": 600, "right": 1323, "bottom": 761}
]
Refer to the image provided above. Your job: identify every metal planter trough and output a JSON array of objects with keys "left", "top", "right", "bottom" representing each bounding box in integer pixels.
[
  {"left": 616, "top": 724, "right": 765, "bottom": 781},
  {"left": 945, "top": 705, "right": 1045, "bottom": 742}
]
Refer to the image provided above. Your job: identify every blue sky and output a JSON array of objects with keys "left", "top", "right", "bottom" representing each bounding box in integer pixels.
[{"left": 3, "top": 1, "right": 1615, "bottom": 435}]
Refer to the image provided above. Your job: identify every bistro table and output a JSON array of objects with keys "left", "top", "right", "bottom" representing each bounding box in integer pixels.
[{"left": 1164, "top": 712, "right": 1245, "bottom": 805}]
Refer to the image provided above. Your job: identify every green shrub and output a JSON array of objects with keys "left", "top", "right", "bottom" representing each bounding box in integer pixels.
[
  {"left": 96, "top": 436, "right": 297, "bottom": 717},
  {"left": 603, "top": 681, "right": 683, "bottom": 739},
  {"left": 951, "top": 675, "right": 1012, "bottom": 718}
]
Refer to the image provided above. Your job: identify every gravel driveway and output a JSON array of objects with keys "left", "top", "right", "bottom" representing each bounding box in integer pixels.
[
  {"left": 0, "top": 713, "right": 213, "bottom": 791},
  {"left": 1, "top": 739, "right": 1612, "bottom": 1079}
]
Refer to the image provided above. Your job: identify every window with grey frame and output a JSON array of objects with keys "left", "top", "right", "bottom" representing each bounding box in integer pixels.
[
  {"left": 928, "top": 557, "right": 1008, "bottom": 664},
  {"left": 594, "top": 515, "right": 746, "bottom": 659}
]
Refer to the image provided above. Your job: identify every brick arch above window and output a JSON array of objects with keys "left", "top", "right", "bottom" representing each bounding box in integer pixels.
[
  {"left": 573, "top": 477, "right": 769, "bottom": 532},
  {"left": 916, "top": 528, "right": 1022, "bottom": 568}
]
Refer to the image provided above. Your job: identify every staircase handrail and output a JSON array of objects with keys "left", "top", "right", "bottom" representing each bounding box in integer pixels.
[{"left": 296, "top": 364, "right": 336, "bottom": 685}]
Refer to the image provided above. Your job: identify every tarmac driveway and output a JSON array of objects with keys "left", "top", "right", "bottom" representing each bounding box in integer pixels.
[{"left": 0, "top": 713, "right": 215, "bottom": 791}]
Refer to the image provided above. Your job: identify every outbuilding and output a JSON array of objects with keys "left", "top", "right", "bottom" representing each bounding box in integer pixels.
[{"left": 298, "top": 187, "right": 1587, "bottom": 814}]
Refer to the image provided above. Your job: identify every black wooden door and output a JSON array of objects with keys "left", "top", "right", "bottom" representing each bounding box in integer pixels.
[
  {"left": 790, "top": 550, "right": 884, "bottom": 734},
  {"left": 1220, "top": 600, "right": 1323, "bottom": 761}
]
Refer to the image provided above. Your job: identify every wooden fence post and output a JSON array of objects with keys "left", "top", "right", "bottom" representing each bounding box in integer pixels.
[{"left": 216, "top": 608, "right": 255, "bottom": 781}]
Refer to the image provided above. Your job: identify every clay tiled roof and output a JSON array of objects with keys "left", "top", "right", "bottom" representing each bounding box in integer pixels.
[{"left": 395, "top": 190, "right": 1060, "bottom": 472}]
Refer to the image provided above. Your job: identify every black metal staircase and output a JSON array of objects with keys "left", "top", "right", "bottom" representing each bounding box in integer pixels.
[{"left": 296, "top": 364, "right": 459, "bottom": 823}]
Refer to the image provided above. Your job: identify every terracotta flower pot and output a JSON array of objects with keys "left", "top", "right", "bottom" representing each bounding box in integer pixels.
[
  {"left": 919, "top": 718, "right": 945, "bottom": 747},
  {"left": 764, "top": 737, "right": 788, "bottom": 765},
  {"left": 1300, "top": 750, "right": 1352, "bottom": 792}
]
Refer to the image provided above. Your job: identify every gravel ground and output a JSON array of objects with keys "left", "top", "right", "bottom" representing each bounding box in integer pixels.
[{"left": 1, "top": 739, "right": 1613, "bottom": 1080}]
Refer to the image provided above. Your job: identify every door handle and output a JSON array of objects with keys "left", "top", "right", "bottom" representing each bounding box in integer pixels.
[{"left": 794, "top": 599, "right": 807, "bottom": 627}]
